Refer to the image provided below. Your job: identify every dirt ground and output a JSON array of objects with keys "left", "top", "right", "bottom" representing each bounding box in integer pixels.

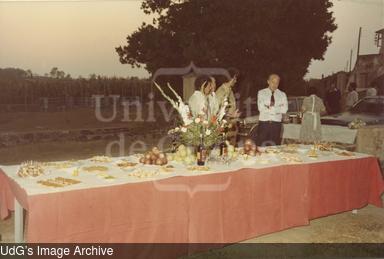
[{"left": 0, "top": 108, "right": 172, "bottom": 133}]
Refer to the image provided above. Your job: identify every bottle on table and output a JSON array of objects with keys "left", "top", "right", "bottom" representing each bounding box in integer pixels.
[
  {"left": 219, "top": 133, "right": 228, "bottom": 157},
  {"left": 197, "top": 133, "right": 207, "bottom": 166}
]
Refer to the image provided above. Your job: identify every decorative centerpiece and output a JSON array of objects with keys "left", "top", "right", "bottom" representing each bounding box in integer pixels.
[{"left": 154, "top": 82, "right": 230, "bottom": 155}]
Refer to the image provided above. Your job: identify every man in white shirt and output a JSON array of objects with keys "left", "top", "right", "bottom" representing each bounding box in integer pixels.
[
  {"left": 346, "top": 83, "right": 359, "bottom": 110},
  {"left": 256, "top": 74, "right": 288, "bottom": 146},
  {"left": 188, "top": 75, "right": 221, "bottom": 121}
]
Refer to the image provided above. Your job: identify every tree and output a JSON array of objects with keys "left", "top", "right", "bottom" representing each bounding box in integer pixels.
[
  {"left": 116, "top": 0, "right": 336, "bottom": 97},
  {"left": 49, "top": 67, "right": 66, "bottom": 79},
  {"left": 50, "top": 67, "right": 59, "bottom": 78}
]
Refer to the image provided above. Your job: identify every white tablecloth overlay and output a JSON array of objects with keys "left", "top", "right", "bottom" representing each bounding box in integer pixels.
[
  {"left": 282, "top": 124, "right": 358, "bottom": 144},
  {"left": 0, "top": 145, "right": 370, "bottom": 196}
]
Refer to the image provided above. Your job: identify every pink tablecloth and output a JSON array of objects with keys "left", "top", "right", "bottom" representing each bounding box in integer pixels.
[{"left": 0, "top": 157, "right": 383, "bottom": 243}]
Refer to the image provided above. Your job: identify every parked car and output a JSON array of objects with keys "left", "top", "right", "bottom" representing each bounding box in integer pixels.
[
  {"left": 237, "top": 96, "right": 305, "bottom": 140},
  {"left": 321, "top": 96, "right": 384, "bottom": 126}
]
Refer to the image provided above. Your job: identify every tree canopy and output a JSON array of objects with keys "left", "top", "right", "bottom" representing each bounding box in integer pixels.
[{"left": 116, "top": 0, "right": 336, "bottom": 96}]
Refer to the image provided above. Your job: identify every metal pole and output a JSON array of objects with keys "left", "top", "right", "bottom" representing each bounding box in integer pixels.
[{"left": 357, "top": 27, "right": 362, "bottom": 58}]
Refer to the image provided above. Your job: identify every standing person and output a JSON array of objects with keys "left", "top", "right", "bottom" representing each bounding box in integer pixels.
[
  {"left": 216, "top": 74, "right": 240, "bottom": 118},
  {"left": 325, "top": 84, "right": 341, "bottom": 114},
  {"left": 188, "top": 75, "right": 219, "bottom": 118},
  {"left": 300, "top": 87, "right": 327, "bottom": 143},
  {"left": 216, "top": 72, "right": 241, "bottom": 145},
  {"left": 346, "top": 82, "right": 359, "bottom": 110},
  {"left": 256, "top": 74, "right": 288, "bottom": 146}
]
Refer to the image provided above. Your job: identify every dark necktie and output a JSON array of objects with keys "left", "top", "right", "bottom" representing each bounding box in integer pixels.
[{"left": 270, "top": 91, "right": 275, "bottom": 107}]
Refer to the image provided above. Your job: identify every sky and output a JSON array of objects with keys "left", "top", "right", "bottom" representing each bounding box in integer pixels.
[{"left": 0, "top": 0, "right": 383, "bottom": 79}]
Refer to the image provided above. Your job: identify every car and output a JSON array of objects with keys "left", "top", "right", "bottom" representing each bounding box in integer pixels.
[
  {"left": 237, "top": 96, "right": 305, "bottom": 140},
  {"left": 321, "top": 96, "right": 384, "bottom": 126}
]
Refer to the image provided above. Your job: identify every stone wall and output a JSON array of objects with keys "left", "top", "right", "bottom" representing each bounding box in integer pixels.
[{"left": 356, "top": 125, "right": 384, "bottom": 168}]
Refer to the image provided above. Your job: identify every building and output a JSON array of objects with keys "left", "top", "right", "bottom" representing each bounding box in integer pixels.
[
  {"left": 347, "top": 28, "right": 384, "bottom": 91},
  {"left": 311, "top": 28, "right": 384, "bottom": 110}
]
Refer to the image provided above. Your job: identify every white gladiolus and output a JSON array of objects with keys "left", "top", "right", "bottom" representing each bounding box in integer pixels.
[
  {"left": 154, "top": 81, "right": 192, "bottom": 125},
  {"left": 203, "top": 120, "right": 209, "bottom": 125},
  {"left": 181, "top": 127, "right": 187, "bottom": 133},
  {"left": 205, "top": 129, "right": 211, "bottom": 136},
  {"left": 194, "top": 117, "right": 201, "bottom": 124},
  {"left": 175, "top": 127, "right": 180, "bottom": 132}
]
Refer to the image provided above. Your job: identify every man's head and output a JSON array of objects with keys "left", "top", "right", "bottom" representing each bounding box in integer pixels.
[
  {"left": 267, "top": 74, "right": 280, "bottom": 91},
  {"left": 349, "top": 82, "right": 357, "bottom": 92}
]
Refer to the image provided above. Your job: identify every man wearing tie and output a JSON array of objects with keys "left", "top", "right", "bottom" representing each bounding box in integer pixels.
[{"left": 256, "top": 74, "right": 288, "bottom": 146}]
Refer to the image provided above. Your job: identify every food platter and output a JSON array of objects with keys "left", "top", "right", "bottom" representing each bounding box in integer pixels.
[
  {"left": 18, "top": 161, "right": 45, "bottom": 178},
  {"left": 37, "top": 177, "right": 81, "bottom": 188}
]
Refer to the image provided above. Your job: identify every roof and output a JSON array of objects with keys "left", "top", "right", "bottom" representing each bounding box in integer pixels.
[
  {"left": 358, "top": 54, "right": 381, "bottom": 58},
  {"left": 375, "top": 28, "right": 384, "bottom": 34}
]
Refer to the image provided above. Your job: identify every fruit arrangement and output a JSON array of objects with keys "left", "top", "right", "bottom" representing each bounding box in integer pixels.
[
  {"left": 242, "top": 139, "right": 259, "bottom": 156},
  {"left": 167, "top": 145, "right": 196, "bottom": 165},
  {"left": 224, "top": 141, "right": 239, "bottom": 160},
  {"left": 139, "top": 147, "right": 168, "bottom": 165}
]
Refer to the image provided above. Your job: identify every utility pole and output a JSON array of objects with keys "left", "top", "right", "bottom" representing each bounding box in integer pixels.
[
  {"left": 357, "top": 27, "right": 362, "bottom": 58},
  {"left": 349, "top": 49, "right": 353, "bottom": 72}
]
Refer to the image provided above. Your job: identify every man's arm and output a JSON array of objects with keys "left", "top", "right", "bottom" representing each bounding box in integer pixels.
[
  {"left": 274, "top": 92, "right": 288, "bottom": 114},
  {"left": 257, "top": 90, "right": 270, "bottom": 114}
]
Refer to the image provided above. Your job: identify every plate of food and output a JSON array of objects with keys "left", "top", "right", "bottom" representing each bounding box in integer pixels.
[
  {"left": 187, "top": 166, "right": 210, "bottom": 172},
  {"left": 18, "top": 161, "right": 45, "bottom": 178},
  {"left": 116, "top": 160, "right": 138, "bottom": 170},
  {"left": 37, "top": 177, "right": 81, "bottom": 188},
  {"left": 82, "top": 165, "right": 109, "bottom": 173},
  {"left": 128, "top": 168, "right": 160, "bottom": 179},
  {"left": 307, "top": 149, "right": 318, "bottom": 158},
  {"left": 264, "top": 148, "right": 281, "bottom": 155},
  {"left": 160, "top": 165, "right": 175, "bottom": 173},
  {"left": 335, "top": 151, "right": 354, "bottom": 157},
  {"left": 90, "top": 156, "right": 112, "bottom": 163}
]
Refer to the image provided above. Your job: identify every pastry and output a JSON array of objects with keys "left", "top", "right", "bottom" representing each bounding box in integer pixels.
[
  {"left": 18, "top": 161, "right": 45, "bottom": 178},
  {"left": 82, "top": 166, "right": 109, "bottom": 172},
  {"left": 116, "top": 161, "right": 138, "bottom": 168},
  {"left": 90, "top": 156, "right": 112, "bottom": 163},
  {"left": 37, "top": 177, "right": 81, "bottom": 188},
  {"left": 187, "top": 166, "right": 210, "bottom": 171}
]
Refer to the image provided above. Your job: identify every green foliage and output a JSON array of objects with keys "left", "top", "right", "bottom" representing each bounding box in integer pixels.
[
  {"left": 178, "top": 119, "right": 223, "bottom": 147},
  {"left": 116, "top": 0, "right": 337, "bottom": 96}
]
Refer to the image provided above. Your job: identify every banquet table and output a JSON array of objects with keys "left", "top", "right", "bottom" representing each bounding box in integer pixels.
[{"left": 0, "top": 146, "right": 383, "bottom": 243}]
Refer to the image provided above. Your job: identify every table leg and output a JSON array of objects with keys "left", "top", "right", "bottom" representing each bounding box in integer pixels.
[{"left": 14, "top": 199, "right": 24, "bottom": 243}]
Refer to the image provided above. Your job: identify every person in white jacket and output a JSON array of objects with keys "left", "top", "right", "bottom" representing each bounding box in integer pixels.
[{"left": 188, "top": 75, "right": 219, "bottom": 119}]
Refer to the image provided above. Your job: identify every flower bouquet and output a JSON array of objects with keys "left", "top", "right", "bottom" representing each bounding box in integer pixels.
[{"left": 154, "top": 82, "right": 229, "bottom": 148}]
